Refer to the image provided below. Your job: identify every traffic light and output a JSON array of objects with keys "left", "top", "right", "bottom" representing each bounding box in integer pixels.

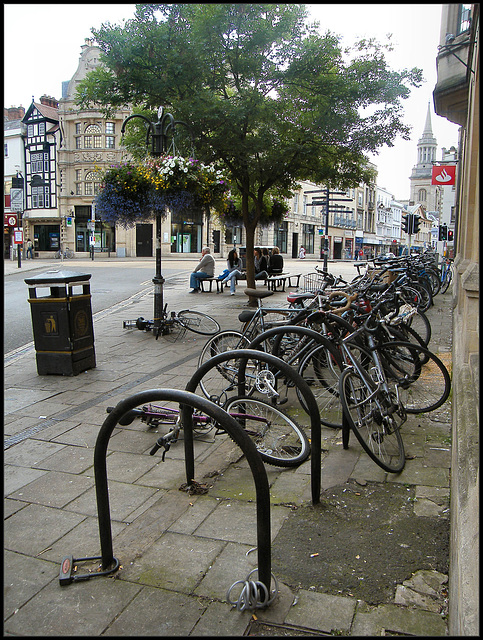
[
  {"left": 412, "top": 214, "right": 420, "bottom": 234},
  {"left": 439, "top": 225, "right": 447, "bottom": 241},
  {"left": 448, "top": 229, "right": 454, "bottom": 242},
  {"left": 401, "top": 213, "right": 410, "bottom": 234}
]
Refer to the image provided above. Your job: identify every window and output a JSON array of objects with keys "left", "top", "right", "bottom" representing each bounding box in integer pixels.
[
  {"left": 31, "top": 153, "right": 43, "bottom": 172},
  {"left": 105, "top": 122, "right": 115, "bottom": 134},
  {"left": 84, "top": 136, "right": 92, "bottom": 148},
  {"left": 32, "top": 186, "right": 44, "bottom": 208},
  {"left": 44, "top": 187, "right": 50, "bottom": 208},
  {"left": 419, "top": 189, "right": 427, "bottom": 201},
  {"left": 458, "top": 4, "right": 471, "bottom": 34},
  {"left": 38, "top": 122, "right": 45, "bottom": 136},
  {"left": 27, "top": 124, "right": 35, "bottom": 137},
  {"left": 4, "top": 143, "right": 8, "bottom": 157},
  {"left": 76, "top": 137, "right": 82, "bottom": 149},
  {"left": 85, "top": 170, "right": 101, "bottom": 196},
  {"left": 75, "top": 123, "right": 82, "bottom": 134},
  {"left": 76, "top": 183, "right": 82, "bottom": 196},
  {"left": 93, "top": 135, "right": 102, "bottom": 148},
  {"left": 106, "top": 136, "right": 115, "bottom": 149}
]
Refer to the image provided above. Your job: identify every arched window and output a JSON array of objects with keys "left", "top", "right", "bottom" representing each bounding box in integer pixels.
[
  {"left": 84, "top": 124, "right": 102, "bottom": 149},
  {"left": 84, "top": 171, "right": 102, "bottom": 196},
  {"left": 418, "top": 189, "right": 427, "bottom": 201}
]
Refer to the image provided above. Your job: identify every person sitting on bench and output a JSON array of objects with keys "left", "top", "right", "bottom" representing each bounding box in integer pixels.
[
  {"left": 221, "top": 248, "right": 244, "bottom": 295},
  {"left": 189, "top": 246, "right": 215, "bottom": 293},
  {"left": 268, "top": 246, "right": 284, "bottom": 274},
  {"left": 254, "top": 247, "right": 269, "bottom": 280}
]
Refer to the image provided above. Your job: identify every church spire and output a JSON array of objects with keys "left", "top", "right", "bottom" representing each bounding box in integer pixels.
[{"left": 422, "top": 102, "right": 434, "bottom": 139}]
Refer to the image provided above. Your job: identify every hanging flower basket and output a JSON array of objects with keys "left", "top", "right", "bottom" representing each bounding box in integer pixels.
[{"left": 94, "top": 157, "right": 230, "bottom": 228}]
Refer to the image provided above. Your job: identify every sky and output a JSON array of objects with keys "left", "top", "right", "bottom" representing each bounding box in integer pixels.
[{"left": 4, "top": 3, "right": 460, "bottom": 200}]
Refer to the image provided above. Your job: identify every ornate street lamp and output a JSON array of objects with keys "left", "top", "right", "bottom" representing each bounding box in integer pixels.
[{"left": 120, "top": 107, "right": 192, "bottom": 337}]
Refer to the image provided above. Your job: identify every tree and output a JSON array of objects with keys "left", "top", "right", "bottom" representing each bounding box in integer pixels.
[{"left": 77, "top": 3, "right": 422, "bottom": 295}]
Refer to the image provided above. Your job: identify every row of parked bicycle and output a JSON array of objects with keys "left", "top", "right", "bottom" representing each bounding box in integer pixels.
[{"left": 113, "top": 250, "right": 452, "bottom": 476}]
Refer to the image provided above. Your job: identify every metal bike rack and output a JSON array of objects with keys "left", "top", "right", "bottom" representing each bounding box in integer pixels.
[
  {"left": 185, "top": 350, "right": 322, "bottom": 504},
  {"left": 59, "top": 389, "right": 272, "bottom": 597},
  {"left": 246, "top": 328, "right": 344, "bottom": 505}
]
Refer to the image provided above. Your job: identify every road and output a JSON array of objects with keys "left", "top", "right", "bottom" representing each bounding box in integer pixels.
[{"left": 3, "top": 259, "right": 192, "bottom": 355}]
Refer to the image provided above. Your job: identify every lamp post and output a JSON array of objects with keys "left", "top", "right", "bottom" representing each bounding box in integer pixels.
[{"left": 120, "top": 107, "right": 192, "bottom": 337}]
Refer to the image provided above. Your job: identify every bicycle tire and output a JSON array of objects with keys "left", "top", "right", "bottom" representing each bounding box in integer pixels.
[
  {"left": 54, "top": 250, "right": 62, "bottom": 259},
  {"left": 65, "top": 248, "right": 74, "bottom": 259},
  {"left": 198, "top": 331, "right": 253, "bottom": 400},
  {"left": 177, "top": 310, "right": 220, "bottom": 335},
  {"left": 409, "top": 281, "right": 433, "bottom": 312},
  {"left": 339, "top": 368, "right": 406, "bottom": 473},
  {"left": 297, "top": 342, "right": 344, "bottom": 428},
  {"left": 404, "top": 309, "right": 431, "bottom": 347},
  {"left": 440, "top": 269, "right": 453, "bottom": 294},
  {"left": 374, "top": 341, "right": 451, "bottom": 414},
  {"left": 224, "top": 396, "right": 310, "bottom": 467}
]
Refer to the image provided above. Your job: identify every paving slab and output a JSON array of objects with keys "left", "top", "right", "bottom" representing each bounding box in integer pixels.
[
  {"left": 4, "top": 574, "right": 142, "bottom": 636},
  {"left": 351, "top": 601, "right": 448, "bottom": 636},
  {"left": 284, "top": 589, "right": 356, "bottom": 634}
]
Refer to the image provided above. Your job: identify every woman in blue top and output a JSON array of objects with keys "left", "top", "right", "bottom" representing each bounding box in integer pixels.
[{"left": 221, "top": 248, "right": 244, "bottom": 295}]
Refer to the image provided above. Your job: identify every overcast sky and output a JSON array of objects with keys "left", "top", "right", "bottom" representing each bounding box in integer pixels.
[{"left": 4, "top": 3, "right": 460, "bottom": 199}]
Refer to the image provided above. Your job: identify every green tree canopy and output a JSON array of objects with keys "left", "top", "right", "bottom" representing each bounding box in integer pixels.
[{"left": 77, "top": 3, "right": 422, "bottom": 289}]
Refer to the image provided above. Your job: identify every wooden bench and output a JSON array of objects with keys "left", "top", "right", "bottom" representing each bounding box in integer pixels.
[
  {"left": 199, "top": 277, "right": 226, "bottom": 293},
  {"left": 263, "top": 273, "right": 302, "bottom": 292}
]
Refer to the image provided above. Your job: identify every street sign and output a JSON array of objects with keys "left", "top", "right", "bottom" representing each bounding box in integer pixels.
[
  {"left": 14, "top": 228, "right": 23, "bottom": 244},
  {"left": 4, "top": 214, "right": 17, "bottom": 227},
  {"left": 10, "top": 188, "right": 24, "bottom": 212}
]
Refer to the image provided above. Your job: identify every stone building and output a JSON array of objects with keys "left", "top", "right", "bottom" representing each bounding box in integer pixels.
[
  {"left": 409, "top": 103, "right": 443, "bottom": 216},
  {"left": 433, "top": 3, "right": 479, "bottom": 635},
  {"left": 57, "top": 39, "right": 130, "bottom": 256}
]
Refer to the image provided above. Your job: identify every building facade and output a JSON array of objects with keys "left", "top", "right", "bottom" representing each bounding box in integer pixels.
[
  {"left": 3, "top": 106, "right": 26, "bottom": 257},
  {"left": 21, "top": 97, "right": 62, "bottom": 255},
  {"left": 433, "top": 3, "right": 479, "bottom": 635}
]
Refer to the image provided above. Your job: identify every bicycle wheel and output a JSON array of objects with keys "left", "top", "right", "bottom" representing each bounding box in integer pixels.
[
  {"left": 54, "top": 250, "right": 62, "bottom": 259},
  {"left": 440, "top": 269, "right": 453, "bottom": 294},
  {"left": 404, "top": 309, "right": 431, "bottom": 347},
  {"left": 410, "top": 281, "right": 433, "bottom": 312},
  {"left": 339, "top": 368, "right": 405, "bottom": 473},
  {"left": 65, "top": 248, "right": 74, "bottom": 259},
  {"left": 224, "top": 396, "right": 310, "bottom": 467},
  {"left": 177, "top": 310, "right": 220, "bottom": 335},
  {"left": 374, "top": 342, "right": 451, "bottom": 413},
  {"left": 297, "top": 342, "right": 344, "bottom": 428},
  {"left": 198, "top": 331, "right": 253, "bottom": 400}
]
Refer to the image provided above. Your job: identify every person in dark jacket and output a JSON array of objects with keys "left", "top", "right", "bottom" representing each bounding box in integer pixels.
[
  {"left": 268, "top": 246, "right": 284, "bottom": 274},
  {"left": 254, "top": 247, "right": 269, "bottom": 280}
]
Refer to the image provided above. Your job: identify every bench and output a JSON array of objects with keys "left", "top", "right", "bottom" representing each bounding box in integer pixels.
[
  {"left": 199, "top": 277, "right": 226, "bottom": 293},
  {"left": 263, "top": 273, "right": 302, "bottom": 292}
]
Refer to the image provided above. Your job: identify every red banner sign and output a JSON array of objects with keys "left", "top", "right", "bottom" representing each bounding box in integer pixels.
[
  {"left": 4, "top": 214, "right": 17, "bottom": 227},
  {"left": 431, "top": 165, "right": 456, "bottom": 185}
]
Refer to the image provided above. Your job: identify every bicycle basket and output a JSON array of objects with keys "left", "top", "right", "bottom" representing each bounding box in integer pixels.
[{"left": 303, "top": 273, "right": 326, "bottom": 292}]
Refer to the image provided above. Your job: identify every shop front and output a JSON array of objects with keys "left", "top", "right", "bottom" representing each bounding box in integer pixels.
[{"left": 170, "top": 208, "right": 204, "bottom": 253}]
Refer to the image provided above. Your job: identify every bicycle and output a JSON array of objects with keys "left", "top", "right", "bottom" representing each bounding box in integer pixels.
[
  {"left": 123, "top": 303, "right": 220, "bottom": 339},
  {"left": 106, "top": 395, "right": 310, "bottom": 467},
  {"left": 197, "top": 288, "right": 348, "bottom": 401},
  {"left": 55, "top": 247, "right": 74, "bottom": 259},
  {"left": 439, "top": 258, "right": 454, "bottom": 294}
]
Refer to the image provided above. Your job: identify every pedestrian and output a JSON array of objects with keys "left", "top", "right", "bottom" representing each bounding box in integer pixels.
[
  {"left": 26, "top": 238, "right": 34, "bottom": 259},
  {"left": 359, "top": 249, "right": 364, "bottom": 260},
  {"left": 254, "top": 247, "right": 269, "bottom": 280},
  {"left": 268, "top": 246, "right": 284, "bottom": 274},
  {"left": 189, "top": 246, "right": 215, "bottom": 293},
  {"left": 221, "top": 248, "right": 244, "bottom": 295},
  {"left": 298, "top": 245, "right": 306, "bottom": 259}
]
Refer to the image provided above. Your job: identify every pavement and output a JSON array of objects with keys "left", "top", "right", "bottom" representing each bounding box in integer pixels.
[{"left": 4, "top": 256, "right": 452, "bottom": 636}]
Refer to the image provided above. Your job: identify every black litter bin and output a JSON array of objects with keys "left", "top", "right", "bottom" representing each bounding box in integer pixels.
[{"left": 25, "top": 270, "right": 96, "bottom": 376}]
